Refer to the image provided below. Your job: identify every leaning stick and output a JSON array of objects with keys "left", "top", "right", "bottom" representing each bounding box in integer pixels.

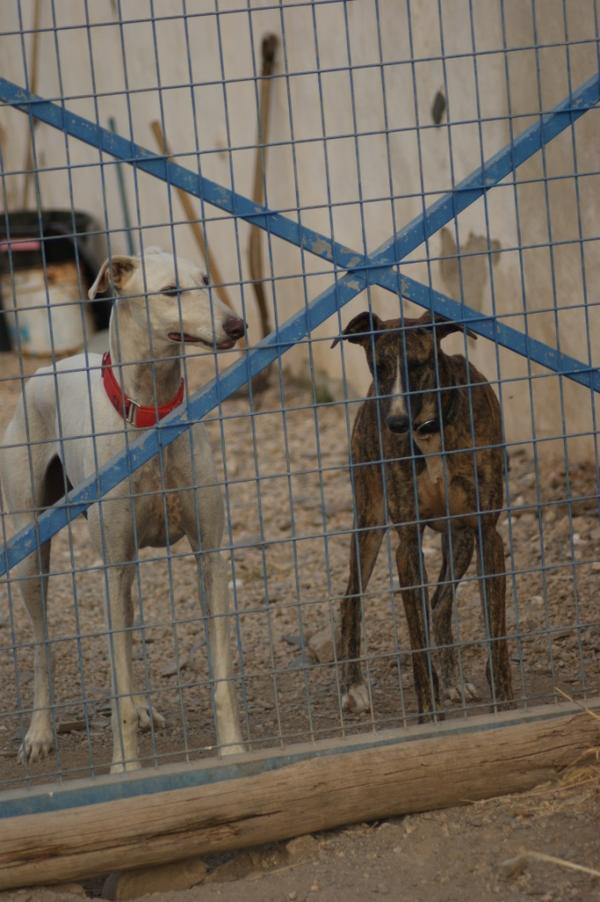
[
  {"left": 20, "top": 0, "right": 42, "bottom": 209},
  {"left": 150, "top": 121, "right": 234, "bottom": 312},
  {"left": 248, "top": 33, "right": 278, "bottom": 340}
]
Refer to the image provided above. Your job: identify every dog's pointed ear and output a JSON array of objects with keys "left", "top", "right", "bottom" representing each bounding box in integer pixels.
[
  {"left": 88, "top": 256, "right": 138, "bottom": 300},
  {"left": 331, "top": 311, "right": 383, "bottom": 349},
  {"left": 417, "top": 311, "right": 478, "bottom": 342}
]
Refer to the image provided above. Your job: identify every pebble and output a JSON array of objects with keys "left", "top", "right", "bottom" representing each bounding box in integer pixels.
[
  {"left": 103, "top": 857, "right": 207, "bottom": 899},
  {"left": 286, "top": 833, "right": 319, "bottom": 863}
]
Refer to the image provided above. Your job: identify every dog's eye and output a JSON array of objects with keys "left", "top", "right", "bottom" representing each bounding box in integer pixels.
[
  {"left": 162, "top": 285, "right": 179, "bottom": 297},
  {"left": 201, "top": 274, "right": 210, "bottom": 287}
]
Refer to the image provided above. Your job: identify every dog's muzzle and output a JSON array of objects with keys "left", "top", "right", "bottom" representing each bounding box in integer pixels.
[{"left": 223, "top": 316, "right": 246, "bottom": 341}]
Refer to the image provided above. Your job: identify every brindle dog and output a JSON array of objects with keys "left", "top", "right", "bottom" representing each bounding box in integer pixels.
[{"left": 333, "top": 309, "right": 513, "bottom": 720}]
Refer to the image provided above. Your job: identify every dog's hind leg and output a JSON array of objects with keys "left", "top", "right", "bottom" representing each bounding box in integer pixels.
[
  {"left": 476, "top": 521, "right": 513, "bottom": 708},
  {"left": 2, "top": 437, "right": 64, "bottom": 763},
  {"left": 340, "top": 463, "right": 385, "bottom": 715},
  {"left": 431, "top": 526, "right": 479, "bottom": 704},
  {"left": 14, "top": 538, "right": 54, "bottom": 764}
]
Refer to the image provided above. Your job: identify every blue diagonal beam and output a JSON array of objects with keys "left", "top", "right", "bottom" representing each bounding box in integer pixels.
[
  {"left": 1, "top": 72, "right": 599, "bottom": 280},
  {"left": 375, "top": 70, "right": 600, "bottom": 265},
  {"left": 1, "top": 73, "right": 599, "bottom": 390},
  {"left": 390, "top": 272, "right": 600, "bottom": 392},
  {"left": 1, "top": 72, "right": 599, "bottom": 575}
]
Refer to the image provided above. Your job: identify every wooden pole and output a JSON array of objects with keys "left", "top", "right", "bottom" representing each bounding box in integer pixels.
[
  {"left": 248, "top": 33, "right": 277, "bottom": 340},
  {"left": 149, "top": 121, "right": 234, "bottom": 312},
  {"left": 20, "top": 0, "right": 42, "bottom": 209},
  {"left": 0, "top": 703, "right": 598, "bottom": 890}
]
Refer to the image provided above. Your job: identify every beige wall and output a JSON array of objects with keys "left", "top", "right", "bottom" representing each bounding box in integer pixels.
[{"left": 1, "top": 0, "right": 599, "bottom": 460}]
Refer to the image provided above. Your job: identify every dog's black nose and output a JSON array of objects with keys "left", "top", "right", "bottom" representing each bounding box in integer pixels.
[
  {"left": 386, "top": 414, "right": 410, "bottom": 433},
  {"left": 223, "top": 316, "right": 246, "bottom": 340}
]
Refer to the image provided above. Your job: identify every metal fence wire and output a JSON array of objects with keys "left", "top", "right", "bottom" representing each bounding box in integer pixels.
[{"left": 0, "top": 0, "right": 599, "bottom": 810}]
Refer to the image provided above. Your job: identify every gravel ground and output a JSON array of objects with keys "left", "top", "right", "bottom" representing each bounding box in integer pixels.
[{"left": 0, "top": 349, "right": 599, "bottom": 789}]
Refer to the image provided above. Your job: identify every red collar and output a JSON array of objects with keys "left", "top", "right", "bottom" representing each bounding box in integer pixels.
[{"left": 101, "top": 351, "right": 185, "bottom": 428}]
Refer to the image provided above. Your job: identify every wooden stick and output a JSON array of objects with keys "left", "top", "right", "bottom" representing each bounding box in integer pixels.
[
  {"left": 1, "top": 703, "right": 598, "bottom": 890},
  {"left": 248, "top": 33, "right": 278, "bottom": 340},
  {"left": 20, "top": 0, "right": 42, "bottom": 209},
  {"left": 150, "top": 121, "right": 234, "bottom": 312}
]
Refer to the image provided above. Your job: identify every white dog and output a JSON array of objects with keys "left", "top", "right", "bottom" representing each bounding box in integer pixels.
[{"left": 1, "top": 248, "right": 246, "bottom": 772}]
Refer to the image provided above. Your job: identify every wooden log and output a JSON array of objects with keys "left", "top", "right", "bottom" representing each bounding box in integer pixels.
[{"left": 0, "top": 703, "right": 598, "bottom": 890}]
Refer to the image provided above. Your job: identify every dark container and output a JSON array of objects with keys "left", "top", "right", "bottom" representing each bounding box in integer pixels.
[{"left": 0, "top": 210, "right": 110, "bottom": 350}]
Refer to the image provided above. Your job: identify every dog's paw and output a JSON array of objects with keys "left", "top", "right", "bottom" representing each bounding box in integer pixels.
[
  {"left": 18, "top": 723, "right": 54, "bottom": 765},
  {"left": 135, "top": 699, "right": 166, "bottom": 732},
  {"left": 342, "top": 682, "right": 371, "bottom": 714},
  {"left": 110, "top": 759, "right": 142, "bottom": 775},
  {"left": 220, "top": 742, "right": 246, "bottom": 757},
  {"left": 444, "top": 681, "right": 480, "bottom": 704}
]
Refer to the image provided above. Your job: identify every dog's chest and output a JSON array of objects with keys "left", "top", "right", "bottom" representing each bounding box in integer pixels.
[
  {"left": 410, "top": 436, "right": 472, "bottom": 526},
  {"left": 134, "top": 457, "right": 186, "bottom": 547}
]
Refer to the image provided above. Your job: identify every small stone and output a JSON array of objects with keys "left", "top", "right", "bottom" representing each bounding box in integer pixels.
[
  {"left": 103, "top": 857, "right": 207, "bottom": 899},
  {"left": 286, "top": 833, "right": 319, "bottom": 863},
  {"left": 309, "top": 882, "right": 321, "bottom": 893},
  {"left": 205, "top": 852, "right": 256, "bottom": 883},
  {"left": 530, "top": 595, "right": 544, "bottom": 607},
  {"left": 57, "top": 719, "right": 87, "bottom": 734},
  {"left": 498, "top": 854, "right": 529, "bottom": 879},
  {"left": 228, "top": 578, "right": 244, "bottom": 591},
  {"left": 48, "top": 884, "right": 87, "bottom": 897},
  {"left": 308, "top": 623, "right": 339, "bottom": 663},
  {"left": 160, "top": 654, "right": 189, "bottom": 677},
  {"left": 288, "top": 893, "right": 298, "bottom": 901},
  {"left": 592, "top": 562, "right": 600, "bottom": 572}
]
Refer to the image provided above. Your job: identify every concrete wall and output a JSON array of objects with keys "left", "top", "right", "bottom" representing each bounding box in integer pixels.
[{"left": 1, "top": 0, "right": 599, "bottom": 460}]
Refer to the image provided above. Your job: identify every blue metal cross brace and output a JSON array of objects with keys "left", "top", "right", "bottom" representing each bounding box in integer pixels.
[{"left": 0, "top": 71, "right": 599, "bottom": 576}]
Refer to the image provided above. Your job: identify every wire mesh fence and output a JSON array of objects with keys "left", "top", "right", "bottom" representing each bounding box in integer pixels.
[{"left": 0, "top": 0, "right": 599, "bottom": 802}]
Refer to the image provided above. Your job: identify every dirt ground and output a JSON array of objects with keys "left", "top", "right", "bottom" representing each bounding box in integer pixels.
[{"left": 0, "top": 348, "right": 599, "bottom": 898}]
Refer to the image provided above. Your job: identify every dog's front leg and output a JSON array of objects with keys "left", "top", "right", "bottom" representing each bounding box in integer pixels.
[
  {"left": 395, "top": 526, "right": 440, "bottom": 720},
  {"left": 431, "top": 526, "right": 479, "bottom": 704},
  {"left": 105, "top": 564, "right": 141, "bottom": 772},
  {"left": 476, "top": 522, "right": 513, "bottom": 708},
  {"left": 197, "top": 550, "right": 244, "bottom": 755}
]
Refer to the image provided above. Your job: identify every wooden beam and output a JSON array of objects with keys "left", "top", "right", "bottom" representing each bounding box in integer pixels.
[{"left": 0, "top": 704, "right": 598, "bottom": 890}]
